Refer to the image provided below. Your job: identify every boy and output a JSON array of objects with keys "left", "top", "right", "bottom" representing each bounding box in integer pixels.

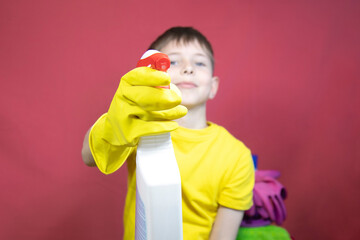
[{"left": 82, "top": 27, "right": 254, "bottom": 239}]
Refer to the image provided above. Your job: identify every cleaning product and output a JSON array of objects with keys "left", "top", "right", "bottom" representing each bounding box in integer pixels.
[{"left": 135, "top": 50, "right": 183, "bottom": 240}]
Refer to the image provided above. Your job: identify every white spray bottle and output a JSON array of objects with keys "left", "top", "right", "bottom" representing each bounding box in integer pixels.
[{"left": 134, "top": 50, "right": 183, "bottom": 240}]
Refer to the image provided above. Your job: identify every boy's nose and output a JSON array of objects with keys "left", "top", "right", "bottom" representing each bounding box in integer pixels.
[{"left": 182, "top": 65, "right": 194, "bottom": 75}]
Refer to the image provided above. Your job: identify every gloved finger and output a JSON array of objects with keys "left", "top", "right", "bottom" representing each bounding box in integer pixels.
[
  {"left": 270, "top": 195, "right": 283, "bottom": 225},
  {"left": 253, "top": 191, "right": 262, "bottom": 207},
  {"left": 122, "top": 85, "right": 182, "bottom": 111},
  {"left": 131, "top": 105, "right": 188, "bottom": 121},
  {"left": 267, "top": 180, "right": 287, "bottom": 224},
  {"left": 252, "top": 189, "right": 270, "bottom": 218},
  {"left": 122, "top": 67, "right": 171, "bottom": 87},
  {"left": 256, "top": 206, "right": 270, "bottom": 219},
  {"left": 274, "top": 195, "right": 287, "bottom": 225},
  {"left": 266, "top": 196, "right": 277, "bottom": 222},
  {"left": 254, "top": 186, "right": 276, "bottom": 221}
]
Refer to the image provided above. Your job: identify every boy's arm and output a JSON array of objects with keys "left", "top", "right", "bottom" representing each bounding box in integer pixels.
[
  {"left": 209, "top": 206, "right": 244, "bottom": 240},
  {"left": 81, "top": 127, "right": 96, "bottom": 167}
]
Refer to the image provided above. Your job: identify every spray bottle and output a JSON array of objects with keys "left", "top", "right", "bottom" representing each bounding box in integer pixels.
[{"left": 134, "top": 50, "right": 183, "bottom": 240}]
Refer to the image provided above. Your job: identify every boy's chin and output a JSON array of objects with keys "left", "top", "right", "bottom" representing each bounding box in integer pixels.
[{"left": 180, "top": 100, "right": 206, "bottom": 110}]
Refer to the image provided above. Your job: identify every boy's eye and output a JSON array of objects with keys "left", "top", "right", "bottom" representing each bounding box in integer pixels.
[
  {"left": 170, "top": 61, "right": 178, "bottom": 66},
  {"left": 195, "top": 62, "right": 206, "bottom": 67}
]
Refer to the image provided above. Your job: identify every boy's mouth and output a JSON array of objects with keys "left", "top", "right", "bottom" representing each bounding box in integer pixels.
[{"left": 175, "top": 82, "right": 197, "bottom": 89}]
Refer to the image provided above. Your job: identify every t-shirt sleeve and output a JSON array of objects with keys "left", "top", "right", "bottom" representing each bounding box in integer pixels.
[{"left": 218, "top": 143, "right": 255, "bottom": 211}]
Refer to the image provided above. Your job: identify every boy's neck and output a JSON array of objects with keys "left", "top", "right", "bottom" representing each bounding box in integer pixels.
[{"left": 176, "top": 104, "right": 208, "bottom": 129}]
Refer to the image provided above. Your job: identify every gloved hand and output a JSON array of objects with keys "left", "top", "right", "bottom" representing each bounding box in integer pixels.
[
  {"left": 253, "top": 175, "right": 287, "bottom": 225},
  {"left": 241, "top": 170, "right": 287, "bottom": 227},
  {"left": 89, "top": 67, "right": 187, "bottom": 174}
]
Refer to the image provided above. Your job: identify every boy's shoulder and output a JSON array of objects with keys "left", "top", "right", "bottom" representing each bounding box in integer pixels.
[{"left": 208, "top": 122, "right": 250, "bottom": 151}]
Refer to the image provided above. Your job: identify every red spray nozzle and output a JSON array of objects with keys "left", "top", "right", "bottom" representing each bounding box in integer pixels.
[
  {"left": 137, "top": 50, "right": 171, "bottom": 72},
  {"left": 137, "top": 50, "right": 171, "bottom": 89}
]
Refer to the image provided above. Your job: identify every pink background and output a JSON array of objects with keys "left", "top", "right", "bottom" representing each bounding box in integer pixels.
[{"left": 1, "top": 0, "right": 359, "bottom": 239}]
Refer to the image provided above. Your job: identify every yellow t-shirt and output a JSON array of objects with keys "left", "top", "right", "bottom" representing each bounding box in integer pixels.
[{"left": 123, "top": 122, "right": 254, "bottom": 240}]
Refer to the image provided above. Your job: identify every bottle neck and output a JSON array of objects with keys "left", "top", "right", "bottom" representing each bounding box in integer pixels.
[{"left": 138, "top": 132, "right": 172, "bottom": 150}]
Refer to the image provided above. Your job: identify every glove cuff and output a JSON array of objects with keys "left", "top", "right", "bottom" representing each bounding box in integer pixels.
[{"left": 89, "top": 114, "right": 135, "bottom": 174}]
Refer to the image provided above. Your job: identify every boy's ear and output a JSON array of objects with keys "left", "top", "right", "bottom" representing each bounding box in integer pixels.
[{"left": 209, "top": 76, "right": 219, "bottom": 99}]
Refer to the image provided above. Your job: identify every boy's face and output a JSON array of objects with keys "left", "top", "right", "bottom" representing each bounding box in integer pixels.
[{"left": 160, "top": 40, "right": 219, "bottom": 110}]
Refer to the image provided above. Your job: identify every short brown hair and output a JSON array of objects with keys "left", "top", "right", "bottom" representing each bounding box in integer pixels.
[{"left": 148, "top": 26, "right": 214, "bottom": 70}]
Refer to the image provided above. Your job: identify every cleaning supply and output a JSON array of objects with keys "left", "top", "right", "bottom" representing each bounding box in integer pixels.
[
  {"left": 88, "top": 58, "right": 187, "bottom": 174},
  {"left": 135, "top": 50, "right": 183, "bottom": 240}
]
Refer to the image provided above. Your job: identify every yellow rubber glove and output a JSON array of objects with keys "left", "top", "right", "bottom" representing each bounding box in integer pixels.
[{"left": 89, "top": 67, "right": 187, "bottom": 174}]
